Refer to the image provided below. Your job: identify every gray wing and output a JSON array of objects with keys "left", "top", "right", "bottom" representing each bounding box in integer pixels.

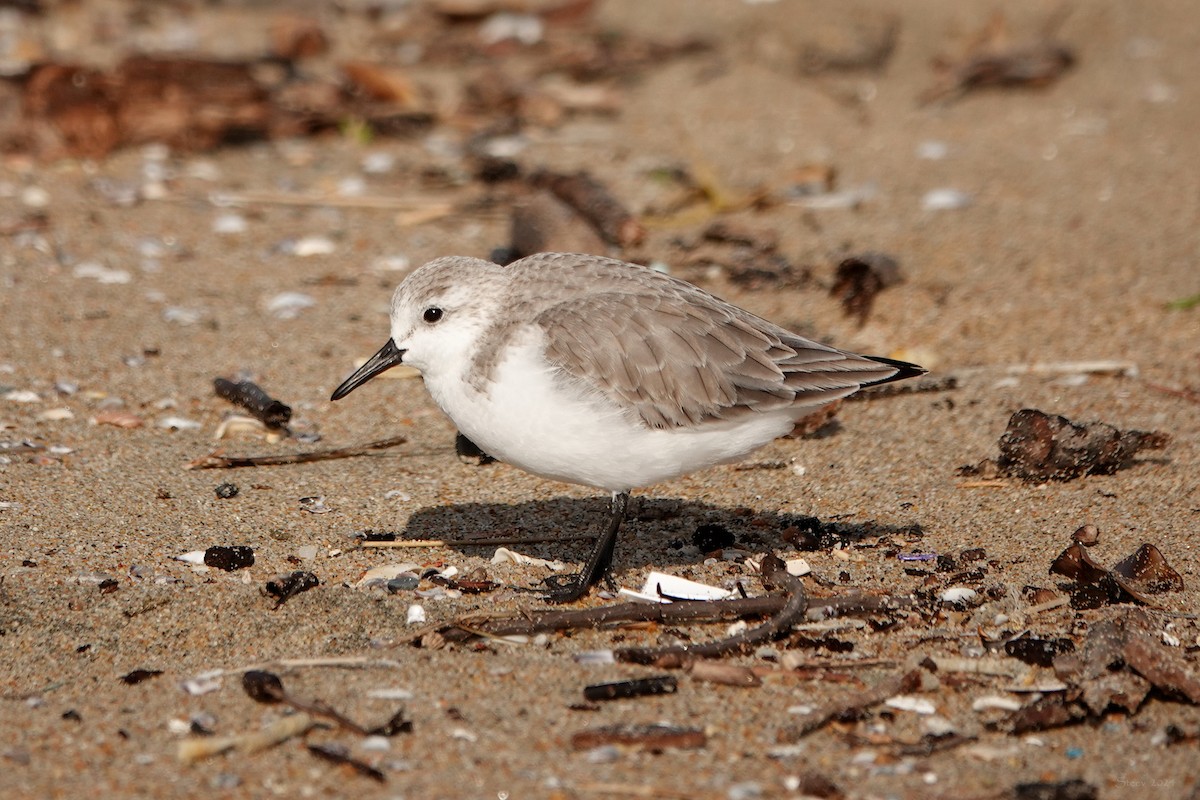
[{"left": 535, "top": 276, "right": 907, "bottom": 430}]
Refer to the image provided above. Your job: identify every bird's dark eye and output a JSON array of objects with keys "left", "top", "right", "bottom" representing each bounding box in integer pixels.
[{"left": 423, "top": 307, "right": 444, "bottom": 324}]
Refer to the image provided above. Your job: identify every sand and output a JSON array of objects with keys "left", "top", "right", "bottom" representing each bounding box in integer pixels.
[{"left": 2, "top": 1, "right": 1198, "bottom": 798}]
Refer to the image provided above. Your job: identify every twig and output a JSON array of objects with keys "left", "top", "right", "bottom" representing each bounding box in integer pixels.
[
  {"left": 412, "top": 591, "right": 914, "bottom": 644},
  {"left": 614, "top": 555, "right": 808, "bottom": 663},
  {"left": 192, "top": 656, "right": 406, "bottom": 683},
  {"left": 211, "top": 190, "right": 457, "bottom": 212},
  {"left": 363, "top": 534, "right": 598, "bottom": 549},
  {"left": 776, "top": 669, "right": 921, "bottom": 741},
  {"left": 1144, "top": 381, "right": 1200, "bottom": 405},
  {"left": 243, "top": 670, "right": 369, "bottom": 736},
  {"left": 570, "top": 782, "right": 715, "bottom": 800},
  {"left": 177, "top": 712, "right": 314, "bottom": 764},
  {"left": 477, "top": 596, "right": 787, "bottom": 637},
  {"left": 213, "top": 377, "right": 292, "bottom": 429},
  {"left": 185, "top": 435, "right": 407, "bottom": 469}
]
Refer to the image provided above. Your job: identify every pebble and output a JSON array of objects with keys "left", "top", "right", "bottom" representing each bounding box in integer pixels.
[
  {"left": 212, "top": 213, "right": 248, "bottom": 234},
  {"left": 366, "top": 687, "right": 414, "bottom": 701},
  {"left": 885, "top": 695, "right": 937, "bottom": 715},
  {"left": 371, "top": 255, "right": 412, "bottom": 273},
  {"left": 479, "top": 13, "right": 543, "bottom": 46},
  {"left": 406, "top": 604, "right": 427, "bottom": 625},
  {"left": 73, "top": 262, "right": 133, "bottom": 284},
  {"left": 21, "top": 186, "right": 50, "bottom": 208},
  {"left": 922, "top": 188, "right": 973, "bottom": 211},
  {"left": 583, "top": 745, "right": 620, "bottom": 764},
  {"left": 5, "top": 390, "right": 41, "bottom": 403},
  {"left": 916, "top": 140, "right": 949, "bottom": 160},
  {"left": 362, "top": 152, "right": 396, "bottom": 174},
  {"left": 162, "top": 307, "right": 203, "bottom": 325},
  {"left": 158, "top": 416, "right": 201, "bottom": 430},
  {"left": 360, "top": 735, "right": 391, "bottom": 752},
  {"left": 388, "top": 575, "right": 422, "bottom": 594},
  {"left": 291, "top": 236, "right": 336, "bottom": 257},
  {"left": 265, "top": 292, "right": 316, "bottom": 320},
  {"left": 971, "top": 695, "right": 1022, "bottom": 712}
]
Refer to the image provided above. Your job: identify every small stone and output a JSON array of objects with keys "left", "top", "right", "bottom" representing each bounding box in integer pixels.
[
  {"left": 1071, "top": 524, "right": 1100, "bottom": 546},
  {"left": 922, "top": 188, "right": 972, "bottom": 211},
  {"left": 214, "top": 483, "right": 239, "bottom": 499},
  {"left": 387, "top": 575, "right": 420, "bottom": 592},
  {"left": 212, "top": 213, "right": 248, "bottom": 234},
  {"left": 203, "top": 545, "right": 255, "bottom": 571}
]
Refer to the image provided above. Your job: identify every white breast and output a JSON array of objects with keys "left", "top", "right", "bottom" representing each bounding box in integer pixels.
[{"left": 423, "top": 331, "right": 796, "bottom": 492}]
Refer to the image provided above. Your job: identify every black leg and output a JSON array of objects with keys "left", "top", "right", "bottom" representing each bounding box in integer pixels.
[{"left": 542, "top": 491, "right": 630, "bottom": 603}]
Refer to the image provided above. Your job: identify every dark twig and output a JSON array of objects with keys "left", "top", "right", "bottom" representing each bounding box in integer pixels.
[
  {"left": 242, "top": 670, "right": 369, "bottom": 735},
  {"left": 776, "top": 669, "right": 922, "bottom": 741},
  {"left": 185, "top": 435, "right": 407, "bottom": 470},
  {"left": 213, "top": 378, "right": 292, "bottom": 429},
  {"left": 614, "top": 555, "right": 808, "bottom": 663},
  {"left": 478, "top": 596, "right": 786, "bottom": 637},
  {"left": 415, "top": 590, "right": 915, "bottom": 644},
  {"left": 1144, "top": 381, "right": 1200, "bottom": 405}
]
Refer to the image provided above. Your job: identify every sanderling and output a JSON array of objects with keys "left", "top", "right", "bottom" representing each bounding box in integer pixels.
[{"left": 332, "top": 252, "right": 924, "bottom": 602}]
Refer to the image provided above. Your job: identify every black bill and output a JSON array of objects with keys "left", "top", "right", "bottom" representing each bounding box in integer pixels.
[{"left": 330, "top": 339, "right": 406, "bottom": 401}]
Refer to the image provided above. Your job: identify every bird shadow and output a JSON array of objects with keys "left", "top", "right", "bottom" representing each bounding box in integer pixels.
[{"left": 394, "top": 495, "right": 924, "bottom": 575}]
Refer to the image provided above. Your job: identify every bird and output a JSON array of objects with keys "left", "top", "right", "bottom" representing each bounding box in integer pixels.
[{"left": 331, "top": 252, "right": 924, "bottom": 602}]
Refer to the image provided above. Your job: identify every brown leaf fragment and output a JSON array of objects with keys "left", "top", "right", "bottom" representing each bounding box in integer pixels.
[
  {"left": 508, "top": 191, "right": 606, "bottom": 260},
  {"left": 270, "top": 15, "right": 329, "bottom": 61},
  {"left": 1111, "top": 543, "right": 1184, "bottom": 594},
  {"left": 22, "top": 64, "right": 119, "bottom": 159},
  {"left": 1052, "top": 610, "right": 1200, "bottom": 717},
  {"left": 113, "top": 57, "right": 272, "bottom": 152},
  {"left": 1004, "top": 636, "right": 1074, "bottom": 668},
  {"left": 790, "top": 772, "right": 844, "bottom": 800},
  {"left": 340, "top": 62, "right": 422, "bottom": 107},
  {"left": 921, "top": 12, "right": 1076, "bottom": 105},
  {"left": 996, "top": 409, "right": 1169, "bottom": 482},
  {"left": 265, "top": 570, "right": 319, "bottom": 609},
  {"left": 1049, "top": 543, "right": 1111, "bottom": 586},
  {"left": 830, "top": 252, "right": 903, "bottom": 325},
  {"left": 800, "top": 17, "right": 900, "bottom": 75},
  {"left": 570, "top": 723, "right": 705, "bottom": 752},
  {"left": 1122, "top": 630, "right": 1200, "bottom": 705},
  {"left": 1049, "top": 541, "right": 1181, "bottom": 608},
  {"left": 119, "top": 669, "right": 163, "bottom": 685},
  {"left": 529, "top": 169, "right": 644, "bottom": 247},
  {"left": 1006, "top": 693, "right": 1088, "bottom": 734}
]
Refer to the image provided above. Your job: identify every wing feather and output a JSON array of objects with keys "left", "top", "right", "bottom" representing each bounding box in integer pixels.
[{"left": 522, "top": 255, "right": 915, "bottom": 430}]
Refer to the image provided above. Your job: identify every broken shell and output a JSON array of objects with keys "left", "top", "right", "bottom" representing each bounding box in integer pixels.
[
  {"left": 616, "top": 571, "right": 733, "bottom": 603},
  {"left": 93, "top": 410, "right": 145, "bottom": 428},
  {"left": 885, "top": 695, "right": 936, "bottom": 715}
]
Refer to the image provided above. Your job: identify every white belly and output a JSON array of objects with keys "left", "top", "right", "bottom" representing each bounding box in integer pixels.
[{"left": 424, "top": 337, "right": 795, "bottom": 492}]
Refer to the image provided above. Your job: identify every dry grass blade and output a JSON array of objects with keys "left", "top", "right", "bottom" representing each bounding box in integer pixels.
[{"left": 185, "top": 435, "right": 407, "bottom": 469}]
